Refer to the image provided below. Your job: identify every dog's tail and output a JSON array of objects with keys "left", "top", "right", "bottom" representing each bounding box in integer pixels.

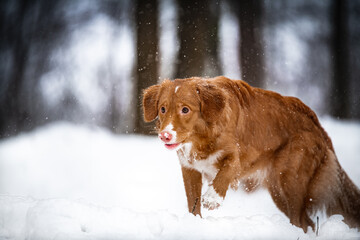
[{"left": 329, "top": 167, "right": 360, "bottom": 229}]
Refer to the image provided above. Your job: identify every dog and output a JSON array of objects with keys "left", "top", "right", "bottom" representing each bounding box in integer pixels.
[{"left": 142, "top": 76, "right": 360, "bottom": 232}]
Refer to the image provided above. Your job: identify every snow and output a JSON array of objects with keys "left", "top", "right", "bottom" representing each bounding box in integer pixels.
[
  {"left": 202, "top": 185, "right": 224, "bottom": 211},
  {"left": 0, "top": 118, "right": 359, "bottom": 239}
]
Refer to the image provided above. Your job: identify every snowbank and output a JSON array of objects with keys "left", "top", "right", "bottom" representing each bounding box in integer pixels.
[{"left": 0, "top": 118, "right": 359, "bottom": 239}]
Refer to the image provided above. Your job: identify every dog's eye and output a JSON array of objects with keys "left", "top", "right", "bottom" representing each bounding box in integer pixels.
[
  {"left": 161, "top": 107, "right": 166, "bottom": 113},
  {"left": 182, "top": 107, "right": 189, "bottom": 114}
]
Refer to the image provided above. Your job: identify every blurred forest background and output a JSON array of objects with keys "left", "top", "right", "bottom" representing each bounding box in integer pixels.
[{"left": 0, "top": 0, "right": 359, "bottom": 137}]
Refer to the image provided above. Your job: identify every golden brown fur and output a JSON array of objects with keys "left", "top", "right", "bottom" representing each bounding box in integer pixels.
[{"left": 142, "top": 76, "right": 360, "bottom": 232}]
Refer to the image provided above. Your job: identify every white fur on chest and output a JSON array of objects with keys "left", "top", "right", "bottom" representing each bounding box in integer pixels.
[{"left": 177, "top": 143, "right": 223, "bottom": 183}]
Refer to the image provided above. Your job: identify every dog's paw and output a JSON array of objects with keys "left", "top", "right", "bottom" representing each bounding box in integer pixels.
[{"left": 202, "top": 185, "right": 224, "bottom": 210}]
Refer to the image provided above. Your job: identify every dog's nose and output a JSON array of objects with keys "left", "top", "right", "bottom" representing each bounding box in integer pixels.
[{"left": 159, "top": 131, "right": 173, "bottom": 143}]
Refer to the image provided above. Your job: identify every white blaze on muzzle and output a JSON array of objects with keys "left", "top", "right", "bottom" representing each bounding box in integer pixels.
[{"left": 161, "top": 123, "right": 177, "bottom": 144}]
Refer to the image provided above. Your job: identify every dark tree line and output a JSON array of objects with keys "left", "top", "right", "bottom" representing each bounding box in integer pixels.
[
  {"left": 0, "top": 0, "right": 359, "bottom": 138},
  {"left": 0, "top": 0, "right": 69, "bottom": 137},
  {"left": 0, "top": 0, "right": 121, "bottom": 137}
]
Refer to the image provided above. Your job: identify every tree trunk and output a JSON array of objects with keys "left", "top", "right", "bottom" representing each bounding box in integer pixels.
[
  {"left": 205, "top": 1, "right": 222, "bottom": 77},
  {"left": 236, "top": 0, "right": 265, "bottom": 88},
  {"left": 0, "top": 0, "right": 32, "bottom": 138},
  {"left": 330, "top": 0, "right": 350, "bottom": 119},
  {"left": 175, "top": 0, "right": 221, "bottom": 78},
  {"left": 134, "top": 0, "right": 159, "bottom": 134}
]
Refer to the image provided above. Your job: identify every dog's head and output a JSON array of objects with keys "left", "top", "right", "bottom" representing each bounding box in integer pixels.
[{"left": 142, "top": 78, "right": 226, "bottom": 150}]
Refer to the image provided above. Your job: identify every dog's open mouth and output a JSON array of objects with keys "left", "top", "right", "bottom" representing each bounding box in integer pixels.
[{"left": 165, "top": 143, "right": 180, "bottom": 150}]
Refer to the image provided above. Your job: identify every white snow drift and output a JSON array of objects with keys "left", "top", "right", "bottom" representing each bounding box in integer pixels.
[{"left": 0, "top": 118, "right": 359, "bottom": 239}]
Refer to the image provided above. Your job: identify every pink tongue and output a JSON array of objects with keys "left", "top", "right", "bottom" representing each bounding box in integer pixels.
[{"left": 165, "top": 143, "right": 179, "bottom": 150}]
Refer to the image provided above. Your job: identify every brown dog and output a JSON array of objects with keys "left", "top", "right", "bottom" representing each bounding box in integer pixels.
[{"left": 142, "top": 76, "right": 360, "bottom": 232}]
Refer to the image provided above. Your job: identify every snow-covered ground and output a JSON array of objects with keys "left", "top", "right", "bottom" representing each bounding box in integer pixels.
[{"left": 0, "top": 118, "right": 359, "bottom": 239}]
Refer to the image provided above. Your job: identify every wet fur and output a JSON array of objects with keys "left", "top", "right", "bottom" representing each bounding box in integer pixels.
[{"left": 142, "top": 76, "right": 360, "bottom": 232}]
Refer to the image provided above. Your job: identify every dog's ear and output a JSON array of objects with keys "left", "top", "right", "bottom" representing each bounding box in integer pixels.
[
  {"left": 196, "top": 84, "right": 226, "bottom": 123},
  {"left": 142, "top": 84, "right": 161, "bottom": 122}
]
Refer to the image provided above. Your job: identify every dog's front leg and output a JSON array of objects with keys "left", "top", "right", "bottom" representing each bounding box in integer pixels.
[
  {"left": 181, "top": 167, "right": 202, "bottom": 216},
  {"left": 202, "top": 155, "right": 238, "bottom": 210}
]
